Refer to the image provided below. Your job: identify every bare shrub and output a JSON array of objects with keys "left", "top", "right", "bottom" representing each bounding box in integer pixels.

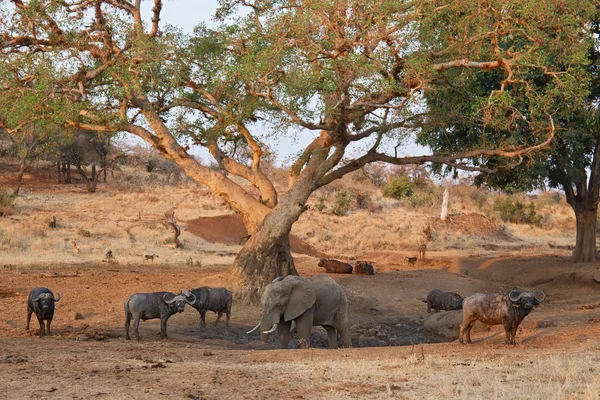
[
  {"left": 332, "top": 190, "right": 353, "bottom": 216},
  {"left": 0, "top": 189, "right": 16, "bottom": 216},
  {"left": 77, "top": 228, "right": 92, "bottom": 237}
]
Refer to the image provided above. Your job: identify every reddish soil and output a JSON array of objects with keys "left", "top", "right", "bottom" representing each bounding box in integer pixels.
[
  {"left": 2, "top": 255, "right": 600, "bottom": 398},
  {"left": 186, "top": 214, "right": 329, "bottom": 258}
]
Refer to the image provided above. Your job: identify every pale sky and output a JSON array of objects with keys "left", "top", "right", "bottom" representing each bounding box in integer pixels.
[{"left": 140, "top": 0, "right": 430, "bottom": 165}]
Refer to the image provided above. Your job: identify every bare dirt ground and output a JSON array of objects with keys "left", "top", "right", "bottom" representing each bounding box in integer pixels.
[
  {"left": 2, "top": 256, "right": 600, "bottom": 399},
  {"left": 1, "top": 164, "right": 600, "bottom": 399}
]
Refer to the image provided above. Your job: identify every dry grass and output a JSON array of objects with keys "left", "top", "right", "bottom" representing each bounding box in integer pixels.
[{"left": 0, "top": 183, "right": 236, "bottom": 267}]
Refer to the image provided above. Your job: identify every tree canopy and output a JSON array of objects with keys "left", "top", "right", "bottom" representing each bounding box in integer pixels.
[{"left": 0, "top": 0, "right": 596, "bottom": 298}]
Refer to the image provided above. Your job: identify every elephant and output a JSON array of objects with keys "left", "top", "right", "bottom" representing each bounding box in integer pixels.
[{"left": 247, "top": 274, "right": 352, "bottom": 349}]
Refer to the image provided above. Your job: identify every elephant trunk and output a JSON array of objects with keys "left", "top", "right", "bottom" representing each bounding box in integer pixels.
[{"left": 260, "top": 310, "right": 280, "bottom": 342}]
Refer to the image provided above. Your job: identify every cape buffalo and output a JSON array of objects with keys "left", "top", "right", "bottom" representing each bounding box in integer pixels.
[{"left": 459, "top": 290, "right": 546, "bottom": 345}]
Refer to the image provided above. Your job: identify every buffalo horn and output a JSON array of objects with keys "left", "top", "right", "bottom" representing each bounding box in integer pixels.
[
  {"left": 534, "top": 290, "right": 546, "bottom": 303},
  {"left": 508, "top": 290, "right": 525, "bottom": 302},
  {"left": 52, "top": 293, "right": 61, "bottom": 302},
  {"left": 184, "top": 291, "right": 197, "bottom": 305},
  {"left": 32, "top": 293, "right": 51, "bottom": 302},
  {"left": 246, "top": 323, "right": 261, "bottom": 334},
  {"left": 163, "top": 293, "right": 179, "bottom": 304},
  {"left": 262, "top": 323, "right": 278, "bottom": 334}
]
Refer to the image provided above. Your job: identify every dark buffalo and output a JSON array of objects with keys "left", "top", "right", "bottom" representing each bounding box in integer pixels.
[
  {"left": 26, "top": 288, "right": 61, "bottom": 337},
  {"left": 317, "top": 259, "right": 353, "bottom": 274},
  {"left": 459, "top": 290, "right": 546, "bottom": 345},
  {"left": 124, "top": 290, "right": 196, "bottom": 340},
  {"left": 423, "top": 289, "right": 464, "bottom": 313},
  {"left": 354, "top": 261, "right": 375, "bottom": 275},
  {"left": 188, "top": 287, "right": 233, "bottom": 327}
]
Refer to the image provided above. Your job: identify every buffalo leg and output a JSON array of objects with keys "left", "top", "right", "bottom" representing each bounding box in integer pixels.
[
  {"left": 200, "top": 310, "right": 207, "bottom": 327},
  {"left": 225, "top": 311, "right": 230, "bottom": 327},
  {"left": 46, "top": 320, "right": 52, "bottom": 336},
  {"left": 125, "top": 313, "right": 132, "bottom": 340},
  {"left": 26, "top": 308, "right": 33, "bottom": 331},
  {"left": 36, "top": 315, "right": 46, "bottom": 337},
  {"left": 465, "top": 321, "right": 476, "bottom": 343},
  {"left": 503, "top": 320, "right": 515, "bottom": 345},
  {"left": 133, "top": 316, "right": 141, "bottom": 341},
  {"left": 160, "top": 317, "right": 169, "bottom": 339},
  {"left": 324, "top": 326, "right": 338, "bottom": 349},
  {"left": 459, "top": 319, "right": 475, "bottom": 344},
  {"left": 214, "top": 311, "right": 223, "bottom": 326},
  {"left": 277, "top": 320, "right": 291, "bottom": 349}
]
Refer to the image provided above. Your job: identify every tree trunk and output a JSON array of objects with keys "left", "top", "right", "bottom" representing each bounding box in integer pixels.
[
  {"left": 66, "top": 162, "right": 72, "bottom": 183},
  {"left": 572, "top": 204, "right": 598, "bottom": 262},
  {"left": 232, "top": 150, "right": 329, "bottom": 304},
  {"left": 13, "top": 160, "right": 27, "bottom": 196},
  {"left": 57, "top": 161, "right": 62, "bottom": 184}
]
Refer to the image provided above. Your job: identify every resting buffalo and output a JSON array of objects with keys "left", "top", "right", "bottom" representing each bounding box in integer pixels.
[
  {"left": 459, "top": 290, "right": 546, "bottom": 345},
  {"left": 26, "top": 288, "right": 61, "bottom": 337},
  {"left": 124, "top": 290, "right": 196, "bottom": 340},
  {"left": 423, "top": 289, "right": 463, "bottom": 313},
  {"left": 317, "top": 259, "right": 353, "bottom": 274},
  {"left": 354, "top": 261, "right": 375, "bottom": 275},
  {"left": 188, "top": 287, "right": 232, "bottom": 327}
]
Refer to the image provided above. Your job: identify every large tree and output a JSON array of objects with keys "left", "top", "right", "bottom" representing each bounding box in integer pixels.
[
  {"left": 420, "top": 3, "right": 599, "bottom": 262},
  {"left": 0, "top": 0, "right": 592, "bottom": 300}
]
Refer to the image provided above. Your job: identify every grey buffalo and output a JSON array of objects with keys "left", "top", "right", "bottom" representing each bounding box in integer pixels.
[
  {"left": 26, "top": 288, "right": 61, "bottom": 337},
  {"left": 423, "top": 289, "right": 464, "bottom": 313},
  {"left": 459, "top": 290, "right": 546, "bottom": 345},
  {"left": 124, "top": 290, "right": 196, "bottom": 340},
  {"left": 188, "top": 287, "right": 232, "bottom": 327}
]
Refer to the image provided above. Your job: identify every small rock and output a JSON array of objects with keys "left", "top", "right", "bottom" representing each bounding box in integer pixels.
[
  {"left": 358, "top": 335, "right": 379, "bottom": 347},
  {"left": 74, "top": 312, "right": 84, "bottom": 320}
]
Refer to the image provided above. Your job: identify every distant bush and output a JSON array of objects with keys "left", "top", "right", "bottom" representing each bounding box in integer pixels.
[
  {"left": 351, "top": 189, "right": 371, "bottom": 210},
  {"left": 493, "top": 197, "right": 542, "bottom": 226},
  {"left": 381, "top": 176, "right": 414, "bottom": 200},
  {"left": 315, "top": 195, "right": 327, "bottom": 212},
  {"left": 332, "top": 190, "right": 353, "bottom": 216},
  {"left": 0, "top": 189, "right": 16, "bottom": 216}
]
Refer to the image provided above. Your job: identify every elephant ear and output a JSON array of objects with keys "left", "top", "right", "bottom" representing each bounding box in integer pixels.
[{"left": 284, "top": 280, "right": 316, "bottom": 322}]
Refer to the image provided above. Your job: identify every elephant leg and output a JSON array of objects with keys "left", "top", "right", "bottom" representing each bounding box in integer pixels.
[
  {"left": 295, "top": 309, "right": 314, "bottom": 349},
  {"left": 324, "top": 326, "right": 338, "bottom": 349},
  {"left": 277, "top": 320, "right": 291, "bottom": 349}
]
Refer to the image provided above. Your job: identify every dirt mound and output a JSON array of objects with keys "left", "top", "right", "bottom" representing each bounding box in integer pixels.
[
  {"left": 186, "top": 214, "right": 328, "bottom": 258},
  {"left": 433, "top": 213, "right": 510, "bottom": 237}
]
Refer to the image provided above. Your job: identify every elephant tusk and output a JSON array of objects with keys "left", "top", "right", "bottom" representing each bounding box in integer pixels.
[
  {"left": 246, "top": 323, "right": 261, "bottom": 335},
  {"left": 262, "top": 323, "right": 278, "bottom": 334}
]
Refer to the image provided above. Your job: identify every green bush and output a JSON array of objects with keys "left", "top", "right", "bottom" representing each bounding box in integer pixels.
[
  {"left": 493, "top": 197, "right": 542, "bottom": 226},
  {"left": 332, "top": 190, "right": 353, "bottom": 216},
  {"left": 381, "top": 176, "right": 414, "bottom": 200}
]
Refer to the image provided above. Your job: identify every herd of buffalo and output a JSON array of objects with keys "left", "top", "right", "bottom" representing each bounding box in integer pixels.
[{"left": 24, "top": 258, "right": 546, "bottom": 347}]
